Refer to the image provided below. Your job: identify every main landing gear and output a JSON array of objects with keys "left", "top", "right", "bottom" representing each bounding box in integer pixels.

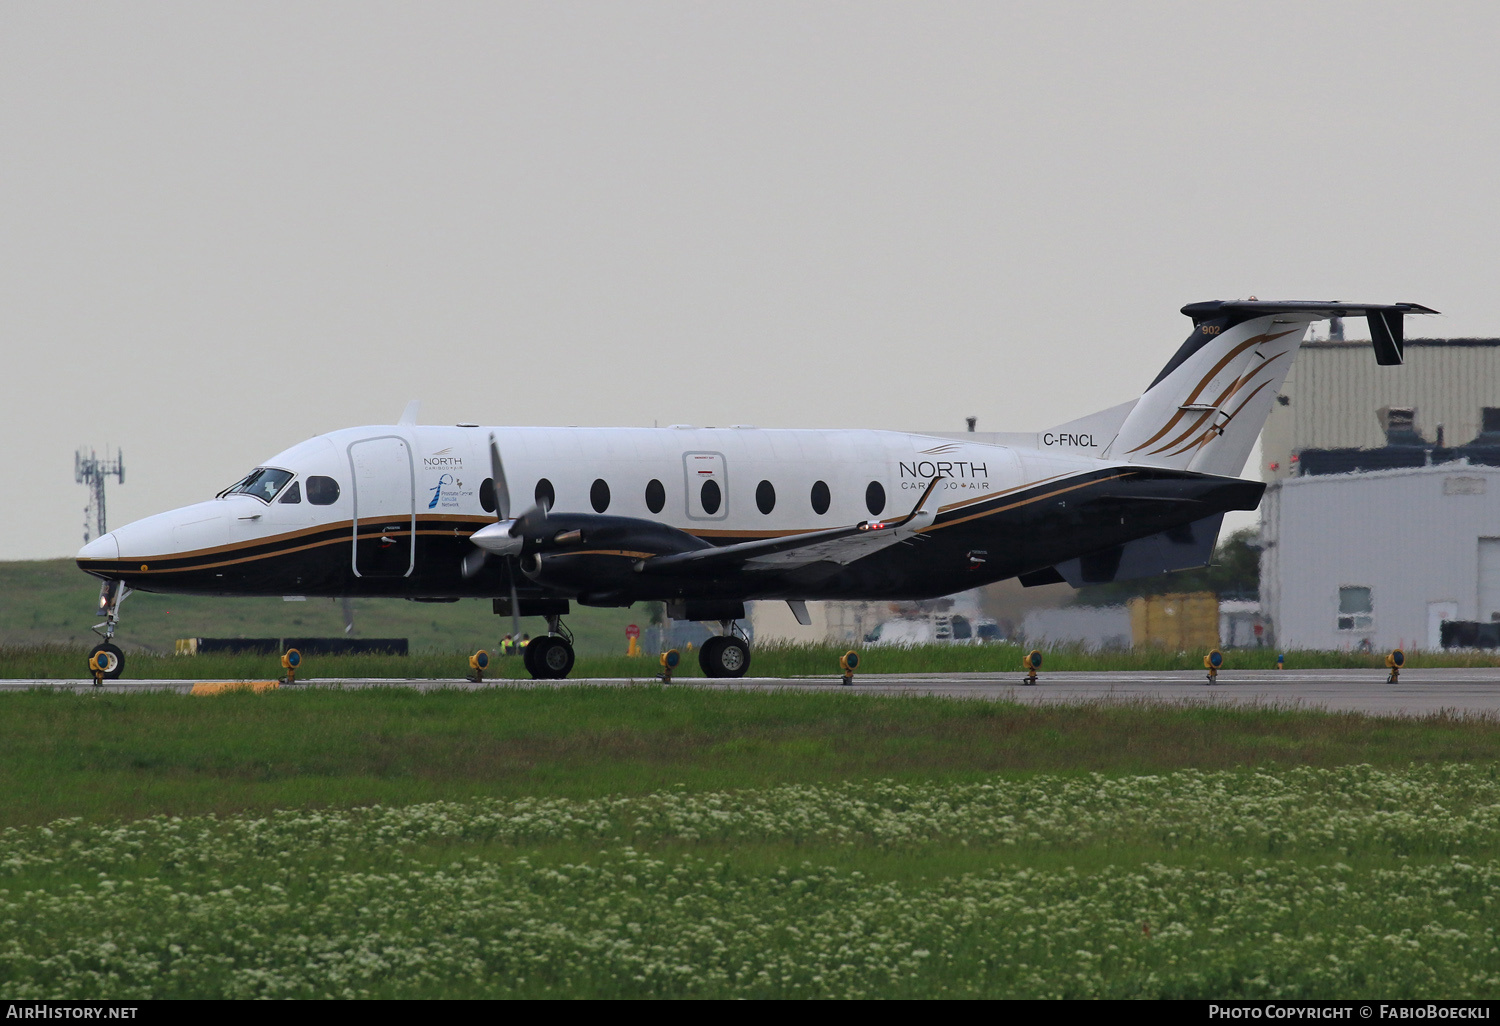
[
  {"left": 699, "top": 620, "right": 751, "bottom": 679},
  {"left": 523, "top": 615, "right": 576, "bottom": 680},
  {"left": 86, "top": 581, "right": 131, "bottom": 683}
]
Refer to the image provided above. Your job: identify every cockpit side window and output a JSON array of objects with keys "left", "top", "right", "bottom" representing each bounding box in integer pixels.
[
  {"left": 306, "top": 476, "right": 341, "bottom": 505},
  {"left": 278, "top": 481, "right": 302, "bottom": 504},
  {"left": 223, "top": 467, "right": 294, "bottom": 504}
]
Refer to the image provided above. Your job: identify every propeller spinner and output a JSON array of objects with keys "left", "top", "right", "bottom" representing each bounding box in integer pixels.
[{"left": 461, "top": 433, "right": 535, "bottom": 640}]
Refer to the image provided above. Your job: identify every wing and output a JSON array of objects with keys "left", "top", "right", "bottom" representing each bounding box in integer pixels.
[{"left": 641, "top": 477, "right": 944, "bottom": 574}]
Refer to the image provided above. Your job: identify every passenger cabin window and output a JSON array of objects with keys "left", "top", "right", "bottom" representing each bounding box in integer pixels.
[
  {"left": 535, "top": 479, "right": 555, "bottom": 511},
  {"left": 278, "top": 481, "right": 302, "bottom": 504},
  {"left": 645, "top": 479, "right": 666, "bottom": 514},
  {"left": 866, "top": 481, "right": 886, "bottom": 516},
  {"left": 700, "top": 479, "right": 722, "bottom": 515},
  {"left": 756, "top": 480, "right": 775, "bottom": 515},
  {"left": 479, "top": 478, "right": 497, "bottom": 514},
  {"left": 591, "top": 479, "right": 611, "bottom": 513},
  {"left": 306, "top": 476, "right": 340, "bottom": 505},
  {"left": 224, "top": 467, "right": 294, "bottom": 503},
  {"left": 1338, "top": 586, "right": 1373, "bottom": 631},
  {"left": 810, "top": 480, "right": 831, "bottom": 516}
]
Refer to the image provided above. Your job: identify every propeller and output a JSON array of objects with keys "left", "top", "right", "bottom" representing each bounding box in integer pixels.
[{"left": 461, "top": 434, "right": 533, "bottom": 640}]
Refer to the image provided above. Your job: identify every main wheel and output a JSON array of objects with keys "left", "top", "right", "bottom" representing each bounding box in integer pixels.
[
  {"left": 529, "top": 636, "right": 575, "bottom": 680},
  {"left": 521, "top": 640, "right": 540, "bottom": 677},
  {"left": 699, "top": 636, "right": 750, "bottom": 678},
  {"left": 87, "top": 642, "right": 125, "bottom": 681}
]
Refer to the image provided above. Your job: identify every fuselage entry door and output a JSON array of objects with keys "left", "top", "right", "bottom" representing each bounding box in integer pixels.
[
  {"left": 682, "top": 451, "right": 728, "bottom": 521},
  {"left": 349, "top": 436, "right": 416, "bottom": 577}
]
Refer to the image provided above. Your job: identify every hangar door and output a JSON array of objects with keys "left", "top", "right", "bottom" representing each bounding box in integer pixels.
[{"left": 349, "top": 436, "right": 416, "bottom": 577}]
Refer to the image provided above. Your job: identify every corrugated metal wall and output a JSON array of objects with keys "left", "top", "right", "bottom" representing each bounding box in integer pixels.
[{"left": 1260, "top": 341, "right": 1500, "bottom": 481}]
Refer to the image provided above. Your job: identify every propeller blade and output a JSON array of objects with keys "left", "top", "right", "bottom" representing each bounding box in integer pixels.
[
  {"left": 461, "top": 548, "right": 488, "bottom": 579},
  {"left": 511, "top": 503, "right": 546, "bottom": 538},
  {"left": 489, "top": 433, "right": 511, "bottom": 522},
  {"left": 506, "top": 564, "right": 521, "bottom": 639}
]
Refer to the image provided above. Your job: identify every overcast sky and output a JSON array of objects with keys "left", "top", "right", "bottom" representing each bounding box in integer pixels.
[{"left": 3, "top": 2, "right": 1496, "bottom": 560}]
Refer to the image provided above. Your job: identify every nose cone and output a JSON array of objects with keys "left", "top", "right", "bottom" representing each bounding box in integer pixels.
[{"left": 78, "top": 533, "right": 119, "bottom": 561}]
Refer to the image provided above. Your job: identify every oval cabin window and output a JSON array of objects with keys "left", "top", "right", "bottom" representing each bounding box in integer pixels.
[
  {"left": 700, "top": 479, "right": 722, "bottom": 516},
  {"left": 645, "top": 479, "right": 666, "bottom": 514},
  {"left": 810, "top": 480, "right": 830, "bottom": 515},
  {"left": 534, "top": 478, "right": 555, "bottom": 512},
  {"left": 755, "top": 480, "right": 776, "bottom": 515},
  {"left": 591, "top": 479, "right": 611, "bottom": 513},
  {"left": 479, "top": 478, "right": 497, "bottom": 513},
  {"left": 866, "top": 481, "right": 886, "bottom": 516}
]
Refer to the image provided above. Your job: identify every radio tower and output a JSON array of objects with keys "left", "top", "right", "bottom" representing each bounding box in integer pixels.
[{"left": 76, "top": 447, "right": 125, "bottom": 544}]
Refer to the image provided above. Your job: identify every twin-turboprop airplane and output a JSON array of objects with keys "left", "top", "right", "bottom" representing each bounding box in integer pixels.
[{"left": 76, "top": 300, "right": 1434, "bottom": 680}]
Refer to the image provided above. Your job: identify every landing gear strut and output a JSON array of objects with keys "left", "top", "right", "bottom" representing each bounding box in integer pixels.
[
  {"left": 523, "top": 614, "right": 576, "bottom": 680},
  {"left": 87, "top": 581, "right": 131, "bottom": 683},
  {"left": 699, "top": 620, "right": 751, "bottom": 679}
]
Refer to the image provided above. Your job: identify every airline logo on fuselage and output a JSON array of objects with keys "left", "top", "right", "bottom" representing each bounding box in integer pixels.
[
  {"left": 424, "top": 447, "right": 463, "bottom": 469},
  {"left": 900, "top": 460, "right": 991, "bottom": 491}
]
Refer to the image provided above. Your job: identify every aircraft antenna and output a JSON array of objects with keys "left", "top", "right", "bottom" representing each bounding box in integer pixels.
[{"left": 75, "top": 447, "right": 125, "bottom": 544}]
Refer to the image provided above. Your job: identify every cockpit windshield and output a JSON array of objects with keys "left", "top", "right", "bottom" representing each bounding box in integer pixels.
[{"left": 221, "top": 467, "right": 294, "bottom": 503}]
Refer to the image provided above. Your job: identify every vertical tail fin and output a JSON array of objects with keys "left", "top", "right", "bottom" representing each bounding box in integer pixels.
[{"left": 1101, "top": 300, "right": 1437, "bottom": 476}]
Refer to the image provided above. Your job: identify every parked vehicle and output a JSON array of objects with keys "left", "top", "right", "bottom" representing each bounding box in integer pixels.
[{"left": 864, "top": 614, "right": 1003, "bottom": 646}]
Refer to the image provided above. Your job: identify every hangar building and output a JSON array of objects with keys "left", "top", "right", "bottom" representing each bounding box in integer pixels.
[{"left": 1259, "top": 335, "right": 1500, "bottom": 651}]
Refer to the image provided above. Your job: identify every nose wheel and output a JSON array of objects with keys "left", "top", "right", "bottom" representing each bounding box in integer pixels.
[{"left": 86, "top": 581, "right": 131, "bottom": 682}]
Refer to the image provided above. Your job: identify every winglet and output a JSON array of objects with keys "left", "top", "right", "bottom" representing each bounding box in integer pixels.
[
  {"left": 895, "top": 475, "right": 944, "bottom": 528},
  {"left": 398, "top": 400, "right": 420, "bottom": 427}
]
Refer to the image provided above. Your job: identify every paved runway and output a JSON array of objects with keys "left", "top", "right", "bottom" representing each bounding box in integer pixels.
[{"left": 6, "top": 668, "right": 1500, "bottom": 717}]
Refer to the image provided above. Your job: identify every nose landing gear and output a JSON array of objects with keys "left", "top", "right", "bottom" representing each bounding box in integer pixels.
[{"left": 86, "top": 581, "right": 131, "bottom": 682}]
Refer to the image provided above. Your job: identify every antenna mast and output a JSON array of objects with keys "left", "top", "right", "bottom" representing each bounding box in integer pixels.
[{"left": 75, "top": 447, "right": 125, "bottom": 543}]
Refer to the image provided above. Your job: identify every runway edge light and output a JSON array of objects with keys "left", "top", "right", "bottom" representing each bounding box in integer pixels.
[
  {"left": 1386, "top": 648, "right": 1405, "bottom": 684},
  {"left": 840, "top": 650, "right": 860, "bottom": 687},
  {"left": 467, "top": 650, "right": 490, "bottom": 683},
  {"left": 660, "top": 649, "right": 681, "bottom": 684},
  {"left": 279, "top": 648, "right": 301, "bottom": 686},
  {"left": 1023, "top": 649, "right": 1042, "bottom": 686},
  {"left": 1204, "top": 649, "right": 1223, "bottom": 685}
]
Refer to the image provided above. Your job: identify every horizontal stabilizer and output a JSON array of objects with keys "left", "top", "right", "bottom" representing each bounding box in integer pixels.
[{"left": 1180, "top": 300, "right": 1437, "bottom": 368}]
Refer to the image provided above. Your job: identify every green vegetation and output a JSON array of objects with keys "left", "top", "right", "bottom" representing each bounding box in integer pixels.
[
  {"left": 2, "top": 686, "right": 1500, "bottom": 827},
  {"left": 3, "top": 761, "right": 1500, "bottom": 997},
  {"left": 0, "top": 558, "right": 640, "bottom": 655},
  {"left": 6, "top": 639, "right": 1500, "bottom": 681}
]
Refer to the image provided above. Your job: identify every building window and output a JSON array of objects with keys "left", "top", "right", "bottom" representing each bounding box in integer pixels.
[
  {"left": 1338, "top": 586, "right": 1373, "bottom": 631},
  {"left": 1382, "top": 407, "right": 1420, "bottom": 446}
]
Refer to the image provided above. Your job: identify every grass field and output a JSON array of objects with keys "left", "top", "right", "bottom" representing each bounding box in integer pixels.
[
  {"left": 5, "top": 638, "right": 1500, "bottom": 681},
  {"left": 2, "top": 687, "right": 1500, "bottom": 997},
  {"left": 0, "top": 558, "right": 642, "bottom": 655}
]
